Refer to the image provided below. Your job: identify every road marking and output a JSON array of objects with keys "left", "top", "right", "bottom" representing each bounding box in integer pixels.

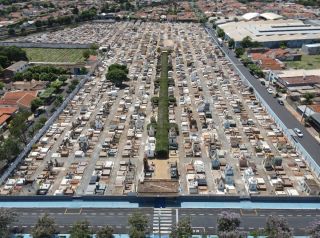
[
  {"left": 153, "top": 208, "right": 173, "bottom": 234},
  {"left": 306, "top": 215, "right": 311, "bottom": 217},
  {"left": 240, "top": 209, "right": 257, "bottom": 216},
  {"left": 297, "top": 215, "right": 302, "bottom": 217},
  {"left": 176, "top": 209, "right": 179, "bottom": 225},
  {"left": 64, "top": 208, "right": 82, "bottom": 215}
]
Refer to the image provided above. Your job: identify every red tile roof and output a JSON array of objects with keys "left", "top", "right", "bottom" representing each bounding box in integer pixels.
[
  {"left": 17, "top": 93, "right": 36, "bottom": 108},
  {"left": 309, "top": 104, "right": 320, "bottom": 113},
  {"left": 0, "top": 114, "right": 11, "bottom": 126},
  {"left": 3, "top": 91, "right": 37, "bottom": 100},
  {"left": 0, "top": 107, "right": 18, "bottom": 126}
]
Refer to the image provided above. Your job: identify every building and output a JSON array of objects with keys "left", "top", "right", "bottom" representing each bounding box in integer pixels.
[
  {"left": 267, "top": 69, "right": 320, "bottom": 88},
  {"left": 241, "top": 12, "right": 283, "bottom": 21},
  {"left": 0, "top": 107, "right": 18, "bottom": 130},
  {"left": 309, "top": 113, "right": 320, "bottom": 132},
  {"left": 3, "top": 61, "right": 28, "bottom": 80},
  {"left": 218, "top": 19, "right": 320, "bottom": 48},
  {"left": 0, "top": 91, "right": 38, "bottom": 110},
  {"left": 302, "top": 43, "right": 320, "bottom": 55}
]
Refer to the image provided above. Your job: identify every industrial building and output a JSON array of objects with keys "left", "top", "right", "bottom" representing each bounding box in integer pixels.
[{"left": 218, "top": 19, "right": 320, "bottom": 48}]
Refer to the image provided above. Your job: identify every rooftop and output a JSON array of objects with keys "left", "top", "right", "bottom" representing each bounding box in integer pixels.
[
  {"left": 5, "top": 61, "right": 28, "bottom": 71},
  {"left": 219, "top": 19, "right": 320, "bottom": 42}
]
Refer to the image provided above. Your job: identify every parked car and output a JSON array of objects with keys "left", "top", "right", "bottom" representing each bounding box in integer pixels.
[
  {"left": 294, "top": 128, "right": 303, "bottom": 138},
  {"left": 278, "top": 99, "right": 284, "bottom": 105},
  {"left": 267, "top": 88, "right": 273, "bottom": 94}
]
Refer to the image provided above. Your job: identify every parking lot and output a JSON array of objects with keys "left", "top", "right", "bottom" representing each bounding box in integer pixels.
[{"left": 1, "top": 22, "right": 319, "bottom": 196}]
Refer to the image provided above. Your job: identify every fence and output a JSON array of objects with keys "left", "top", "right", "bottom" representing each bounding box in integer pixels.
[{"left": 204, "top": 26, "right": 320, "bottom": 178}]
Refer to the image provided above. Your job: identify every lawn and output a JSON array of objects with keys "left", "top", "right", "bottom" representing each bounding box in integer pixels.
[
  {"left": 22, "top": 48, "right": 87, "bottom": 63},
  {"left": 155, "top": 51, "right": 169, "bottom": 159},
  {"left": 285, "top": 54, "right": 320, "bottom": 70}
]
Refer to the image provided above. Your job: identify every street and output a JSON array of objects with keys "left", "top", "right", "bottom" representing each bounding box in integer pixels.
[{"left": 10, "top": 207, "right": 320, "bottom": 235}]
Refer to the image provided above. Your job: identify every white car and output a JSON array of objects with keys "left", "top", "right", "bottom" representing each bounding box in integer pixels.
[
  {"left": 294, "top": 128, "right": 303, "bottom": 138},
  {"left": 267, "top": 88, "right": 273, "bottom": 94}
]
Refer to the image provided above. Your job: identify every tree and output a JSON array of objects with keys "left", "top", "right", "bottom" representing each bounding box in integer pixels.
[
  {"left": 304, "top": 92, "right": 315, "bottom": 105},
  {"left": 0, "top": 136, "right": 21, "bottom": 162},
  {"left": 108, "top": 64, "right": 128, "bottom": 74},
  {"left": 83, "top": 50, "right": 91, "bottom": 60},
  {"left": 265, "top": 215, "right": 292, "bottom": 238},
  {"left": 217, "top": 28, "right": 225, "bottom": 38},
  {"left": 235, "top": 48, "right": 245, "bottom": 58},
  {"left": 58, "top": 75, "right": 68, "bottom": 83},
  {"left": 106, "top": 68, "right": 128, "bottom": 87},
  {"left": 72, "top": 7, "right": 79, "bottom": 15},
  {"left": 170, "top": 217, "right": 193, "bottom": 238},
  {"left": 307, "top": 220, "right": 320, "bottom": 238},
  {"left": 31, "top": 98, "right": 44, "bottom": 112},
  {"left": 8, "top": 111, "right": 31, "bottom": 144},
  {"left": 280, "top": 42, "right": 287, "bottom": 49},
  {"left": 8, "top": 28, "right": 15, "bottom": 36},
  {"left": 217, "top": 211, "right": 241, "bottom": 233},
  {"left": 96, "top": 226, "right": 114, "bottom": 238},
  {"left": 31, "top": 214, "right": 56, "bottom": 238},
  {"left": 228, "top": 38, "right": 235, "bottom": 48},
  {"left": 240, "top": 36, "right": 253, "bottom": 48},
  {"left": 0, "top": 82, "right": 4, "bottom": 90},
  {"left": 128, "top": 212, "right": 148, "bottom": 238},
  {"left": 0, "top": 208, "right": 16, "bottom": 238},
  {"left": 70, "top": 220, "right": 91, "bottom": 238}
]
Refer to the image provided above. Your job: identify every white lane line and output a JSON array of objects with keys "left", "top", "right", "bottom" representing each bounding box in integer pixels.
[{"left": 176, "top": 209, "right": 179, "bottom": 225}]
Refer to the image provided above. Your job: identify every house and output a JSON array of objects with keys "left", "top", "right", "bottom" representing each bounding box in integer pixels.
[
  {"left": 3, "top": 61, "right": 28, "bottom": 80},
  {"left": 0, "top": 91, "right": 38, "bottom": 110},
  {"left": 0, "top": 106, "right": 18, "bottom": 130}
]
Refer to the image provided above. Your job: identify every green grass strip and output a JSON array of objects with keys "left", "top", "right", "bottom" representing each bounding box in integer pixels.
[{"left": 155, "top": 51, "right": 169, "bottom": 159}]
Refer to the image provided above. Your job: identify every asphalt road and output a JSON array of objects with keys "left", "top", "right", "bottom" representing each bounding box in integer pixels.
[
  {"left": 10, "top": 207, "right": 320, "bottom": 235},
  {"left": 205, "top": 26, "right": 320, "bottom": 171}
]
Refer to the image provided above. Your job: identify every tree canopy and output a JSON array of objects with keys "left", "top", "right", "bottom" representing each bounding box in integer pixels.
[
  {"left": 106, "top": 64, "right": 129, "bottom": 87},
  {"left": 96, "top": 226, "right": 114, "bottom": 238},
  {"left": 0, "top": 208, "right": 16, "bottom": 238},
  {"left": 0, "top": 46, "right": 27, "bottom": 68},
  {"left": 128, "top": 212, "right": 148, "bottom": 238},
  {"left": 170, "top": 217, "right": 193, "bottom": 238},
  {"left": 217, "top": 211, "right": 241, "bottom": 233},
  {"left": 265, "top": 215, "right": 292, "bottom": 238},
  {"left": 69, "top": 220, "right": 91, "bottom": 238},
  {"left": 31, "top": 214, "right": 56, "bottom": 238}
]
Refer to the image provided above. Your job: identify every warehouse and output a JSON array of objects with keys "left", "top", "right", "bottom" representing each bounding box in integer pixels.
[{"left": 218, "top": 19, "right": 320, "bottom": 48}]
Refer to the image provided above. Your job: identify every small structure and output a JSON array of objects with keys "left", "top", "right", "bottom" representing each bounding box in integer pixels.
[
  {"left": 302, "top": 43, "right": 320, "bottom": 55},
  {"left": 302, "top": 177, "right": 320, "bottom": 195},
  {"left": 224, "top": 164, "right": 234, "bottom": 185},
  {"left": 169, "top": 127, "right": 178, "bottom": 150},
  {"left": 3, "top": 61, "right": 28, "bottom": 80},
  {"left": 216, "top": 176, "right": 225, "bottom": 192}
]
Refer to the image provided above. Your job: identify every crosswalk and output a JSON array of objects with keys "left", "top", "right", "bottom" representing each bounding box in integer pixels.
[{"left": 153, "top": 208, "right": 173, "bottom": 234}]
